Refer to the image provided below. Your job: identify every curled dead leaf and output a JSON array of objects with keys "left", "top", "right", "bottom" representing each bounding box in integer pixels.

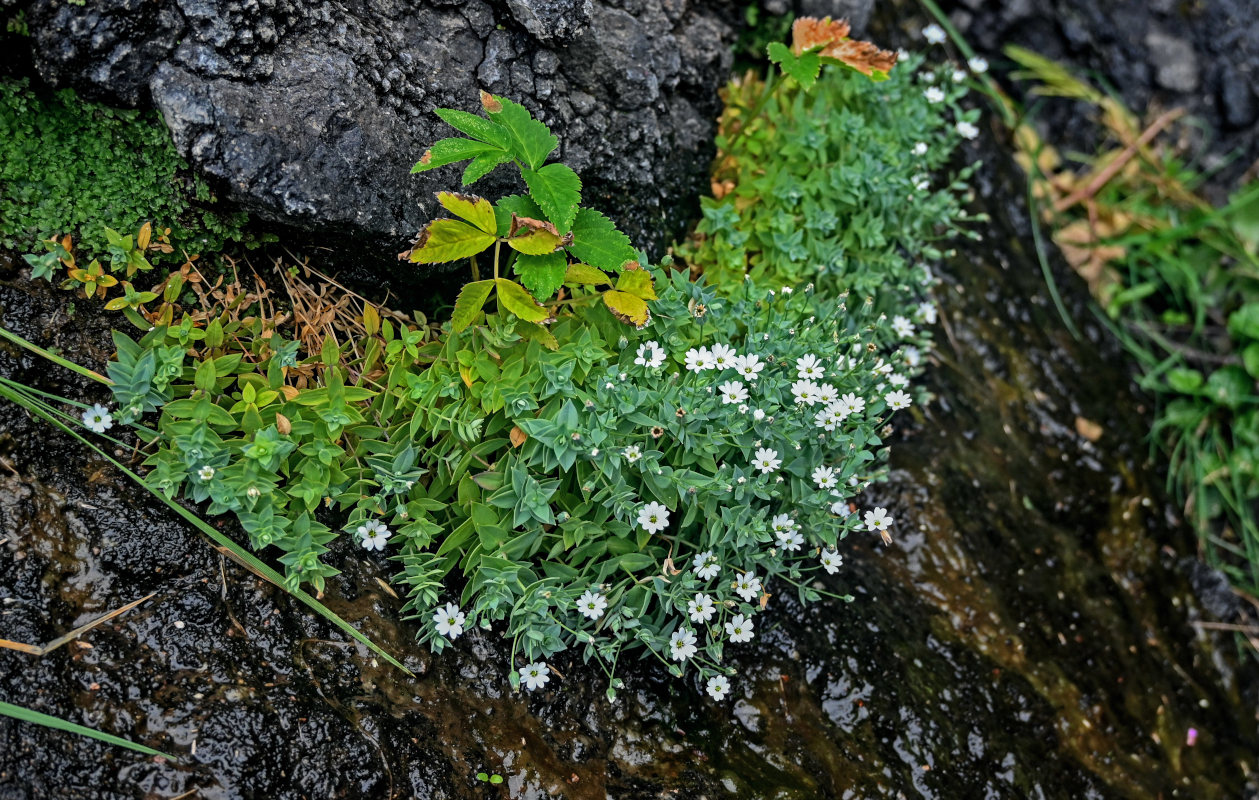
[
  {"left": 759, "top": 591, "right": 772, "bottom": 610},
  {"left": 510, "top": 426, "right": 528, "bottom": 448},
  {"left": 790, "top": 16, "right": 897, "bottom": 77},
  {"left": 1074, "top": 416, "right": 1103, "bottom": 442},
  {"left": 276, "top": 413, "right": 292, "bottom": 435}
]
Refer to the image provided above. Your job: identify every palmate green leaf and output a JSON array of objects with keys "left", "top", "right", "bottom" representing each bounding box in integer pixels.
[
  {"left": 522, "top": 163, "right": 582, "bottom": 233},
  {"left": 408, "top": 219, "right": 497, "bottom": 263},
  {"left": 451, "top": 279, "right": 495, "bottom": 332},
  {"left": 567, "top": 208, "right": 637, "bottom": 271},
  {"left": 412, "top": 138, "right": 504, "bottom": 173},
  {"left": 495, "top": 278, "right": 551, "bottom": 323},
  {"left": 483, "top": 94, "right": 557, "bottom": 170},
  {"left": 0, "top": 700, "right": 178, "bottom": 761},
  {"left": 768, "top": 42, "right": 822, "bottom": 89},
  {"left": 433, "top": 108, "right": 513, "bottom": 150},
  {"left": 514, "top": 252, "right": 567, "bottom": 300}
]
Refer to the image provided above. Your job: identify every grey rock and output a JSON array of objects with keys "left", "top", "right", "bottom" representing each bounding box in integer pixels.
[
  {"left": 796, "top": 0, "right": 874, "bottom": 34},
  {"left": 1145, "top": 29, "right": 1199, "bottom": 92},
  {"left": 1219, "top": 69, "right": 1257, "bottom": 130},
  {"left": 505, "top": 0, "right": 592, "bottom": 42}
]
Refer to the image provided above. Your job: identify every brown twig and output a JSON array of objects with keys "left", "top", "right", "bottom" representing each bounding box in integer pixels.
[{"left": 1053, "top": 108, "right": 1184, "bottom": 214}]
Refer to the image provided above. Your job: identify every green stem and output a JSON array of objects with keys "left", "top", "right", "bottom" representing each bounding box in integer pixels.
[{"left": 0, "top": 326, "right": 112, "bottom": 385}]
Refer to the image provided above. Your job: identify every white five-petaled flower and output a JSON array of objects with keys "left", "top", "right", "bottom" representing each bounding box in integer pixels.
[
  {"left": 957, "top": 121, "right": 980, "bottom": 140},
  {"left": 706, "top": 674, "right": 732, "bottom": 700},
  {"left": 752, "top": 447, "right": 781, "bottom": 474},
  {"left": 197, "top": 465, "right": 216, "bottom": 482},
  {"left": 814, "top": 407, "right": 838, "bottom": 432},
  {"left": 842, "top": 393, "right": 866, "bottom": 415},
  {"left": 820, "top": 549, "right": 844, "bottom": 574},
  {"left": 771, "top": 513, "right": 796, "bottom": 534},
  {"left": 776, "top": 528, "right": 804, "bottom": 551},
  {"left": 433, "top": 602, "right": 466, "bottom": 638},
  {"left": 817, "top": 383, "right": 839, "bottom": 405},
  {"left": 925, "top": 86, "right": 945, "bottom": 104},
  {"left": 889, "top": 373, "right": 910, "bottom": 388},
  {"left": 634, "top": 340, "right": 666, "bottom": 369},
  {"left": 913, "top": 175, "right": 930, "bottom": 192},
  {"left": 796, "top": 353, "right": 825, "bottom": 380},
  {"left": 733, "top": 572, "right": 762, "bottom": 602},
  {"left": 357, "top": 519, "right": 392, "bottom": 551},
  {"left": 968, "top": 55, "right": 989, "bottom": 73},
  {"left": 912, "top": 141, "right": 928, "bottom": 156},
  {"left": 892, "top": 315, "right": 916, "bottom": 339},
  {"left": 885, "top": 390, "right": 913, "bottom": 410},
  {"left": 709, "top": 344, "right": 738, "bottom": 370},
  {"left": 684, "top": 347, "right": 715, "bottom": 372},
  {"left": 922, "top": 23, "right": 946, "bottom": 44},
  {"left": 82, "top": 403, "right": 113, "bottom": 433},
  {"left": 718, "top": 380, "right": 749, "bottom": 405},
  {"left": 520, "top": 661, "right": 551, "bottom": 691},
  {"left": 733, "top": 354, "right": 764, "bottom": 380},
  {"left": 916, "top": 301, "right": 937, "bottom": 324},
  {"left": 637, "top": 501, "right": 671, "bottom": 534},
  {"left": 623, "top": 445, "right": 642, "bottom": 463},
  {"left": 752, "top": 408, "right": 766, "bottom": 421},
  {"left": 687, "top": 593, "right": 716, "bottom": 623},
  {"left": 669, "top": 627, "right": 699, "bottom": 661},
  {"left": 812, "top": 465, "right": 838, "bottom": 490},
  {"left": 693, "top": 550, "right": 721, "bottom": 580},
  {"left": 904, "top": 346, "right": 922, "bottom": 367},
  {"left": 725, "top": 613, "right": 755, "bottom": 643},
  {"left": 791, "top": 379, "right": 822, "bottom": 406},
  {"left": 830, "top": 499, "right": 852, "bottom": 517},
  {"left": 864, "top": 507, "right": 893, "bottom": 532},
  {"left": 576, "top": 588, "right": 607, "bottom": 620},
  {"left": 952, "top": 68, "right": 968, "bottom": 83}
]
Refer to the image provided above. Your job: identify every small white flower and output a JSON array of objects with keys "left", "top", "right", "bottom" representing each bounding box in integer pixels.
[
  {"left": 841, "top": 393, "right": 866, "bottom": 415},
  {"left": 197, "top": 465, "right": 216, "bottom": 482},
  {"left": 812, "top": 465, "right": 838, "bottom": 490},
  {"left": 669, "top": 627, "right": 699, "bottom": 661},
  {"left": 694, "top": 551, "right": 721, "bottom": 581},
  {"left": 725, "top": 613, "right": 755, "bottom": 643},
  {"left": 952, "top": 68, "right": 968, "bottom": 83},
  {"left": 752, "top": 408, "right": 766, "bottom": 421},
  {"left": 814, "top": 407, "right": 838, "bottom": 432},
  {"left": 820, "top": 549, "right": 844, "bottom": 574},
  {"left": 888, "top": 374, "right": 910, "bottom": 389},
  {"left": 634, "top": 340, "right": 666, "bottom": 369},
  {"left": 904, "top": 346, "right": 922, "bottom": 367},
  {"left": 433, "top": 602, "right": 466, "bottom": 638},
  {"left": 925, "top": 86, "right": 945, "bottom": 104},
  {"left": 817, "top": 383, "right": 839, "bottom": 404},
  {"left": 916, "top": 301, "right": 937, "bottom": 324},
  {"left": 357, "top": 519, "right": 391, "bottom": 551},
  {"left": 709, "top": 343, "right": 738, "bottom": 370},
  {"left": 687, "top": 593, "right": 717, "bottom": 623},
  {"left": 830, "top": 500, "right": 852, "bottom": 517},
  {"left": 791, "top": 379, "right": 822, "bottom": 406},
  {"left": 733, "top": 572, "right": 762, "bottom": 602},
  {"left": 864, "top": 507, "right": 893, "bottom": 532},
  {"left": 912, "top": 141, "right": 928, "bottom": 156},
  {"left": 913, "top": 175, "right": 930, "bottom": 192},
  {"left": 892, "top": 315, "right": 916, "bottom": 338},
  {"left": 885, "top": 390, "right": 913, "bottom": 410},
  {"left": 718, "top": 380, "right": 749, "bottom": 405},
  {"left": 752, "top": 447, "right": 781, "bottom": 474},
  {"left": 82, "top": 403, "right": 113, "bottom": 433},
  {"left": 706, "top": 674, "right": 732, "bottom": 700},
  {"left": 828, "top": 398, "right": 853, "bottom": 422},
  {"left": 781, "top": 286, "right": 793, "bottom": 295},
  {"left": 520, "top": 661, "right": 551, "bottom": 691},
  {"left": 637, "top": 501, "right": 671, "bottom": 534},
  {"left": 776, "top": 528, "right": 804, "bottom": 551},
  {"left": 922, "top": 23, "right": 946, "bottom": 44},
  {"left": 796, "top": 353, "right": 825, "bottom": 380},
  {"left": 771, "top": 514, "right": 796, "bottom": 534},
  {"left": 576, "top": 589, "right": 607, "bottom": 620},
  {"left": 957, "top": 121, "right": 980, "bottom": 140},
  {"left": 921, "top": 70, "right": 936, "bottom": 84},
  {"left": 968, "top": 55, "right": 989, "bottom": 74},
  {"left": 624, "top": 445, "right": 643, "bottom": 463},
  {"left": 734, "top": 353, "right": 764, "bottom": 380},
  {"left": 684, "top": 347, "right": 715, "bottom": 372}
]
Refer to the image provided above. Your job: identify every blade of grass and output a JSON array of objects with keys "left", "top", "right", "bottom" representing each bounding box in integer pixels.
[
  {"left": 0, "top": 700, "right": 177, "bottom": 760},
  {"left": 0, "top": 326, "right": 111, "bottom": 385},
  {"left": 0, "top": 593, "right": 156, "bottom": 656}
]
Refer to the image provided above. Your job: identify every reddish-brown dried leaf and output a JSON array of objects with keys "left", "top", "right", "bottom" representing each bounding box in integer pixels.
[
  {"left": 790, "top": 16, "right": 850, "bottom": 54},
  {"left": 790, "top": 15, "right": 897, "bottom": 77},
  {"left": 480, "top": 90, "right": 503, "bottom": 114}
]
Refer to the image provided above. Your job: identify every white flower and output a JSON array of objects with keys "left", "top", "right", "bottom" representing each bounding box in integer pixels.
[
  {"left": 814, "top": 407, "right": 839, "bottom": 432},
  {"left": 770, "top": 513, "right": 796, "bottom": 534},
  {"left": 957, "top": 121, "right": 979, "bottom": 140},
  {"left": 922, "top": 23, "right": 946, "bottom": 44},
  {"left": 718, "top": 380, "right": 748, "bottom": 405},
  {"left": 520, "top": 661, "right": 551, "bottom": 691},
  {"left": 725, "top": 613, "right": 755, "bottom": 643},
  {"left": 706, "top": 674, "right": 732, "bottom": 700},
  {"left": 817, "top": 383, "right": 839, "bottom": 404},
  {"left": 873, "top": 359, "right": 894, "bottom": 375},
  {"left": 968, "top": 55, "right": 989, "bottom": 73},
  {"left": 864, "top": 507, "right": 893, "bottom": 532},
  {"left": 82, "top": 403, "right": 113, "bottom": 433},
  {"left": 912, "top": 141, "right": 928, "bottom": 156},
  {"left": 796, "top": 353, "right": 825, "bottom": 380},
  {"left": 952, "top": 68, "right": 968, "bottom": 83},
  {"left": 776, "top": 528, "right": 804, "bottom": 551},
  {"left": 904, "top": 346, "right": 922, "bottom": 367},
  {"left": 812, "top": 465, "right": 837, "bottom": 490},
  {"left": 889, "top": 373, "right": 910, "bottom": 388},
  {"left": 916, "top": 301, "right": 937, "bottom": 324},
  {"left": 433, "top": 602, "right": 466, "bottom": 638},
  {"left": 752, "top": 408, "right": 766, "bottom": 421},
  {"left": 684, "top": 347, "right": 715, "bottom": 372},
  {"left": 913, "top": 175, "right": 930, "bottom": 192},
  {"left": 752, "top": 447, "right": 781, "bottom": 474},
  {"left": 791, "top": 379, "right": 822, "bottom": 406},
  {"left": 576, "top": 588, "right": 607, "bottom": 620},
  {"left": 841, "top": 393, "right": 866, "bottom": 415},
  {"left": 687, "top": 593, "right": 716, "bottom": 623},
  {"left": 693, "top": 550, "right": 721, "bottom": 580},
  {"left": 669, "top": 627, "right": 699, "bottom": 661},
  {"left": 781, "top": 286, "right": 793, "bottom": 295},
  {"left": 820, "top": 549, "right": 844, "bottom": 574},
  {"left": 830, "top": 500, "right": 852, "bottom": 517},
  {"left": 733, "top": 572, "right": 762, "bottom": 602},
  {"left": 634, "top": 340, "right": 666, "bottom": 369},
  {"left": 925, "top": 86, "right": 945, "bottom": 104},
  {"left": 197, "top": 465, "right": 216, "bottom": 482},
  {"left": 637, "top": 501, "right": 671, "bottom": 534},
  {"left": 733, "top": 353, "right": 764, "bottom": 380},
  {"left": 709, "top": 343, "right": 738, "bottom": 370},
  {"left": 921, "top": 70, "right": 936, "bottom": 84},
  {"left": 892, "top": 315, "right": 916, "bottom": 338},
  {"left": 886, "top": 390, "right": 913, "bottom": 410},
  {"left": 357, "top": 519, "right": 391, "bottom": 551}
]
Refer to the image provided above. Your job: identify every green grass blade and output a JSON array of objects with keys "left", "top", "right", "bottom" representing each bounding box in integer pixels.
[
  {"left": 0, "top": 326, "right": 111, "bottom": 385},
  {"left": 0, "top": 700, "right": 177, "bottom": 761}
]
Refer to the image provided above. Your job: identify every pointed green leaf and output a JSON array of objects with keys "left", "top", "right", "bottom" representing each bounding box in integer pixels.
[
  {"left": 0, "top": 701, "right": 178, "bottom": 761},
  {"left": 603, "top": 289, "right": 649, "bottom": 326},
  {"left": 484, "top": 95, "right": 557, "bottom": 169},
  {"left": 768, "top": 42, "right": 822, "bottom": 89},
  {"left": 495, "top": 278, "right": 551, "bottom": 323},
  {"left": 451, "top": 280, "right": 495, "bottom": 332},
  {"left": 408, "top": 219, "right": 497, "bottom": 264},
  {"left": 462, "top": 151, "right": 514, "bottom": 185},
  {"left": 494, "top": 195, "right": 545, "bottom": 236},
  {"left": 521, "top": 163, "right": 582, "bottom": 233},
  {"left": 567, "top": 208, "right": 637, "bottom": 271},
  {"left": 437, "top": 192, "right": 497, "bottom": 234},
  {"left": 565, "top": 263, "right": 611, "bottom": 286},
  {"left": 615, "top": 268, "right": 656, "bottom": 300},
  {"left": 514, "top": 252, "right": 567, "bottom": 300},
  {"left": 412, "top": 138, "right": 504, "bottom": 173},
  {"left": 433, "top": 108, "right": 512, "bottom": 150}
]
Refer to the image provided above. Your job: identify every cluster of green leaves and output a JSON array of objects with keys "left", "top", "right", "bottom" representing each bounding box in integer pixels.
[
  {"left": 0, "top": 79, "right": 259, "bottom": 261},
  {"left": 410, "top": 93, "right": 650, "bottom": 327},
  {"left": 25, "top": 224, "right": 161, "bottom": 311}
]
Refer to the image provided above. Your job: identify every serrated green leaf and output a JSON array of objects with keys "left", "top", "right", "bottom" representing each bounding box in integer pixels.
[
  {"left": 768, "top": 42, "right": 822, "bottom": 89},
  {"left": 565, "top": 263, "right": 611, "bottom": 285},
  {"left": 603, "top": 289, "right": 649, "bottom": 326},
  {"left": 484, "top": 95, "right": 557, "bottom": 170},
  {"left": 437, "top": 192, "right": 496, "bottom": 234},
  {"left": 514, "top": 252, "right": 567, "bottom": 300},
  {"left": 412, "top": 138, "right": 504, "bottom": 173},
  {"left": 494, "top": 195, "right": 545, "bottom": 237},
  {"left": 614, "top": 269, "right": 656, "bottom": 300},
  {"left": 506, "top": 221, "right": 563, "bottom": 256},
  {"left": 567, "top": 208, "right": 637, "bottom": 271},
  {"left": 433, "top": 108, "right": 512, "bottom": 150},
  {"left": 408, "top": 219, "right": 497, "bottom": 264},
  {"left": 451, "top": 280, "right": 495, "bottom": 333},
  {"left": 521, "top": 163, "right": 582, "bottom": 233},
  {"left": 495, "top": 278, "right": 551, "bottom": 323},
  {"left": 462, "top": 151, "right": 514, "bottom": 186}
]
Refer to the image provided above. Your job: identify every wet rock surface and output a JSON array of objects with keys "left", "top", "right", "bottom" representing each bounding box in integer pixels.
[
  {"left": 2, "top": 115, "right": 1258, "bottom": 798},
  {"left": 9, "top": 0, "right": 737, "bottom": 265}
]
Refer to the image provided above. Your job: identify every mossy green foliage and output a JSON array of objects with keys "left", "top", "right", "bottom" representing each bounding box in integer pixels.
[{"left": 0, "top": 78, "right": 253, "bottom": 260}]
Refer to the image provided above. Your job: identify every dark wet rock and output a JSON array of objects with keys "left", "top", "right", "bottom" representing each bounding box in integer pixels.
[
  {"left": 797, "top": 0, "right": 875, "bottom": 34},
  {"left": 10, "top": 0, "right": 737, "bottom": 267},
  {"left": 1219, "top": 68, "right": 1258, "bottom": 131},
  {"left": 1145, "top": 29, "right": 1199, "bottom": 92}
]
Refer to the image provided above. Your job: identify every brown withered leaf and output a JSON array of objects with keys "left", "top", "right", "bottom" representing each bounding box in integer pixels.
[
  {"left": 509, "top": 426, "right": 528, "bottom": 448},
  {"left": 480, "top": 90, "right": 502, "bottom": 114},
  {"left": 1074, "top": 416, "right": 1103, "bottom": 442},
  {"left": 790, "top": 16, "right": 851, "bottom": 54},
  {"left": 419, "top": 149, "right": 433, "bottom": 166},
  {"left": 791, "top": 16, "right": 897, "bottom": 77},
  {"left": 276, "top": 413, "right": 292, "bottom": 435}
]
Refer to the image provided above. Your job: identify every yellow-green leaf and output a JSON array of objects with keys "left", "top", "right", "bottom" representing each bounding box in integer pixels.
[
  {"left": 495, "top": 278, "right": 550, "bottom": 323},
  {"left": 506, "top": 215, "right": 564, "bottom": 255},
  {"left": 615, "top": 269, "right": 656, "bottom": 300},
  {"left": 437, "top": 192, "right": 496, "bottom": 234},
  {"left": 408, "top": 219, "right": 496, "bottom": 264},
  {"left": 565, "top": 263, "right": 611, "bottom": 286},
  {"left": 451, "top": 279, "right": 495, "bottom": 333},
  {"left": 516, "top": 321, "right": 559, "bottom": 351},
  {"left": 603, "top": 290, "right": 649, "bottom": 326}
]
